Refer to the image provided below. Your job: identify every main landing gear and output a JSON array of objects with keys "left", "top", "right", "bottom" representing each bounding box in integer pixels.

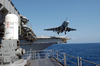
[
  {"left": 65, "top": 31, "right": 66, "bottom": 34},
  {"left": 57, "top": 32, "right": 59, "bottom": 35}
]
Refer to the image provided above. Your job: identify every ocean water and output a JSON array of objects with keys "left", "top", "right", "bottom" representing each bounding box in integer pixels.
[{"left": 45, "top": 43, "right": 100, "bottom": 66}]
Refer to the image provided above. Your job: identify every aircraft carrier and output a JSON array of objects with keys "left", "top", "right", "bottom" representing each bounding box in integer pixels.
[
  {"left": 0, "top": 0, "right": 69, "bottom": 49},
  {"left": 0, "top": 0, "right": 70, "bottom": 66},
  {"left": 0, "top": 0, "right": 100, "bottom": 66}
]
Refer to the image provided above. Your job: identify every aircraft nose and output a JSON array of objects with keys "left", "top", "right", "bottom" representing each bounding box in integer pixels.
[{"left": 67, "top": 21, "right": 69, "bottom": 23}]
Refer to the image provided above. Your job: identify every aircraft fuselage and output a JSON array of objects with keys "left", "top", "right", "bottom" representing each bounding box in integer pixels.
[{"left": 58, "top": 21, "right": 69, "bottom": 33}]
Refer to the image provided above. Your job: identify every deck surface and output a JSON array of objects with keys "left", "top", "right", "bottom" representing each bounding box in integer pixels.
[{"left": 26, "top": 58, "right": 62, "bottom": 66}]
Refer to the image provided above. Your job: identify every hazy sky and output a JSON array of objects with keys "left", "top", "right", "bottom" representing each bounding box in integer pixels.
[{"left": 12, "top": 0, "right": 100, "bottom": 43}]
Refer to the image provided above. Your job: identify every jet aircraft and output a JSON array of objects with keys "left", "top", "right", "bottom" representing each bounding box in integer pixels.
[{"left": 44, "top": 19, "right": 76, "bottom": 34}]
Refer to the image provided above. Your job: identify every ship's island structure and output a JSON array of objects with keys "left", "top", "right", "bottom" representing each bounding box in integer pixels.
[{"left": 0, "top": 0, "right": 100, "bottom": 66}]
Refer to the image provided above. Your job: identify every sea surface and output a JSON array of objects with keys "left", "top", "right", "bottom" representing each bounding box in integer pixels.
[
  {"left": 44, "top": 43, "right": 100, "bottom": 66},
  {"left": 21, "top": 43, "right": 100, "bottom": 66}
]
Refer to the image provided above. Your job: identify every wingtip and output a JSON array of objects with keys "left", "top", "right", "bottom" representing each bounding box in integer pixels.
[{"left": 44, "top": 29, "right": 48, "bottom": 31}]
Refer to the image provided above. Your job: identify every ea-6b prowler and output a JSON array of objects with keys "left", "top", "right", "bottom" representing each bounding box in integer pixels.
[{"left": 44, "top": 19, "right": 76, "bottom": 34}]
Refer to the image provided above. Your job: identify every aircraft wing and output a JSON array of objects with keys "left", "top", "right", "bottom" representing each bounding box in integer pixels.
[
  {"left": 66, "top": 27, "right": 76, "bottom": 32},
  {"left": 44, "top": 26, "right": 60, "bottom": 31}
]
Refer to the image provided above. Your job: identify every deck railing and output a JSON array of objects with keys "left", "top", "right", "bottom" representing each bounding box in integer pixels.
[
  {"left": 22, "top": 50, "right": 100, "bottom": 66},
  {"left": 22, "top": 50, "right": 52, "bottom": 60}
]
